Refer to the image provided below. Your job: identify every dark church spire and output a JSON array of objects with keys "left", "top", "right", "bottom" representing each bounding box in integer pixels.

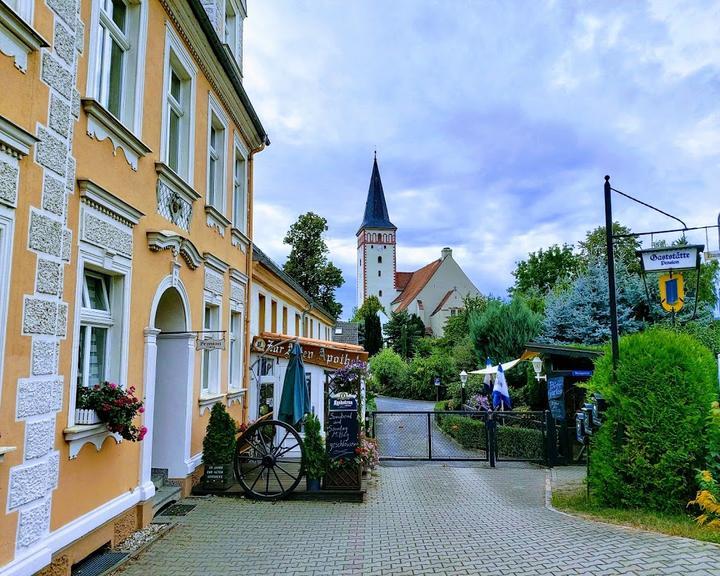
[{"left": 358, "top": 154, "right": 396, "bottom": 235}]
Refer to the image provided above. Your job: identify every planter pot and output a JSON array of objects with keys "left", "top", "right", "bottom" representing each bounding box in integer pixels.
[
  {"left": 202, "top": 463, "right": 233, "bottom": 490},
  {"left": 75, "top": 408, "right": 101, "bottom": 425},
  {"left": 306, "top": 478, "right": 321, "bottom": 492}
]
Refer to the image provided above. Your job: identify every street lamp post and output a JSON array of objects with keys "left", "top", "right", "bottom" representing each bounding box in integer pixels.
[{"left": 460, "top": 370, "right": 468, "bottom": 408}]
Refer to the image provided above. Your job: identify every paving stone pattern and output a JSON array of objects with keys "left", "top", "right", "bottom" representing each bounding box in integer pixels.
[{"left": 115, "top": 465, "right": 720, "bottom": 576}]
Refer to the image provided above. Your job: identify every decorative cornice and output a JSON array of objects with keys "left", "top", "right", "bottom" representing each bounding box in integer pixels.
[
  {"left": 0, "top": 1, "right": 49, "bottom": 72},
  {"left": 0, "top": 114, "right": 38, "bottom": 158},
  {"left": 205, "top": 204, "right": 230, "bottom": 236},
  {"left": 229, "top": 267, "right": 248, "bottom": 285},
  {"left": 158, "top": 0, "right": 267, "bottom": 149},
  {"left": 147, "top": 229, "right": 203, "bottom": 270},
  {"left": 78, "top": 179, "right": 144, "bottom": 227},
  {"left": 203, "top": 252, "right": 229, "bottom": 274},
  {"left": 82, "top": 99, "right": 152, "bottom": 170},
  {"left": 230, "top": 227, "right": 249, "bottom": 252},
  {"left": 156, "top": 162, "right": 201, "bottom": 203}
]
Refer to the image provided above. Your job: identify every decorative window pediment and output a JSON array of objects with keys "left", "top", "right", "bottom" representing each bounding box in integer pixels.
[{"left": 147, "top": 229, "right": 202, "bottom": 270}]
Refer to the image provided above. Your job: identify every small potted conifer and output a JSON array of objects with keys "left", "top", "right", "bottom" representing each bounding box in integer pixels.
[
  {"left": 202, "top": 403, "right": 237, "bottom": 490},
  {"left": 303, "top": 412, "right": 326, "bottom": 491}
]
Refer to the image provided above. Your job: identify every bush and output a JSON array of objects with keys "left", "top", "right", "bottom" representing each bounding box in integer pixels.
[
  {"left": 586, "top": 328, "right": 720, "bottom": 512},
  {"left": 303, "top": 412, "right": 327, "bottom": 479},
  {"left": 408, "top": 350, "right": 457, "bottom": 400},
  {"left": 439, "top": 414, "right": 487, "bottom": 450},
  {"left": 369, "top": 348, "right": 410, "bottom": 397},
  {"left": 203, "top": 403, "right": 237, "bottom": 466}
]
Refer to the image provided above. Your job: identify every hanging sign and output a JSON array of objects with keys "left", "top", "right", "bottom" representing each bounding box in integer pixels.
[
  {"left": 251, "top": 335, "right": 367, "bottom": 370},
  {"left": 637, "top": 245, "right": 702, "bottom": 273},
  {"left": 659, "top": 272, "right": 685, "bottom": 312},
  {"left": 196, "top": 336, "right": 225, "bottom": 351},
  {"left": 326, "top": 392, "right": 359, "bottom": 460}
]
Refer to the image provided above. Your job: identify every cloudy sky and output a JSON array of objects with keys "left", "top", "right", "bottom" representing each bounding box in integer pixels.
[{"left": 243, "top": 0, "right": 720, "bottom": 320}]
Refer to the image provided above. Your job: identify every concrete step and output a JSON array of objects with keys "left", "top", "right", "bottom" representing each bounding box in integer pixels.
[{"left": 152, "top": 484, "right": 181, "bottom": 516}]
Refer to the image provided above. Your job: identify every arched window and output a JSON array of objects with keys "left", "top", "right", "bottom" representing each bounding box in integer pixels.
[
  {"left": 378, "top": 270, "right": 381, "bottom": 277},
  {"left": 378, "top": 256, "right": 382, "bottom": 264}
]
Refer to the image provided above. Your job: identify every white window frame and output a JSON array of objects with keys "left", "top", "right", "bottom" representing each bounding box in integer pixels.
[
  {"left": 86, "top": 0, "right": 147, "bottom": 133},
  {"left": 6, "top": 0, "right": 33, "bottom": 23},
  {"left": 69, "top": 247, "right": 132, "bottom": 426},
  {"left": 228, "top": 309, "right": 244, "bottom": 392},
  {"left": 206, "top": 94, "right": 228, "bottom": 214},
  {"left": 232, "top": 135, "right": 248, "bottom": 233},
  {"left": 0, "top": 207, "right": 14, "bottom": 406},
  {"left": 160, "top": 25, "right": 196, "bottom": 183},
  {"left": 223, "top": 0, "right": 245, "bottom": 70},
  {"left": 201, "top": 299, "right": 221, "bottom": 396}
]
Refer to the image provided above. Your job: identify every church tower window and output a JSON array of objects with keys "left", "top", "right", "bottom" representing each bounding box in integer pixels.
[{"left": 378, "top": 256, "right": 382, "bottom": 264}]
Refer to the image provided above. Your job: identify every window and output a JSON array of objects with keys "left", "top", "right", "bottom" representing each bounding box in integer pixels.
[
  {"left": 303, "top": 316, "right": 308, "bottom": 337},
  {"left": 0, "top": 211, "right": 14, "bottom": 399},
  {"left": 282, "top": 306, "right": 288, "bottom": 333},
  {"left": 224, "top": 0, "right": 244, "bottom": 68},
  {"left": 271, "top": 300, "right": 277, "bottom": 333},
  {"left": 232, "top": 144, "right": 247, "bottom": 232},
  {"left": 295, "top": 313, "right": 300, "bottom": 336},
  {"left": 162, "top": 29, "right": 195, "bottom": 181},
  {"left": 258, "top": 294, "right": 266, "bottom": 333},
  {"left": 378, "top": 256, "right": 382, "bottom": 264},
  {"left": 378, "top": 270, "right": 381, "bottom": 277},
  {"left": 309, "top": 319, "right": 314, "bottom": 338},
  {"left": 229, "top": 311, "right": 244, "bottom": 391},
  {"left": 77, "top": 271, "right": 119, "bottom": 389},
  {"left": 201, "top": 303, "right": 220, "bottom": 394},
  {"left": 379, "top": 290, "right": 383, "bottom": 297},
  {"left": 206, "top": 102, "right": 227, "bottom": 212}
]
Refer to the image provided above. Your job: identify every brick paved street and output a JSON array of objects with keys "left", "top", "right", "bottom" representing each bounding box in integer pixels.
[{"left": 114, "top": 465, "right": 720, "bottom": 576}]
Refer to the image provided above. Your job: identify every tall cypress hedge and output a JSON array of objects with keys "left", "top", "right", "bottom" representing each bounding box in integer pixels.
[{"left": 586, "top": 328, "right": 719, "bottom": 511}]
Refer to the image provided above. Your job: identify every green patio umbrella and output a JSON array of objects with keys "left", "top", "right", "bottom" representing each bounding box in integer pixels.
[{"left": 278, "top": 342, "right": 310, "bottom": 428}]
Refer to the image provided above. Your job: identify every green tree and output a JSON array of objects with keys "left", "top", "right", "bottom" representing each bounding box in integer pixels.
[
  {"left": 364, "top": 313, "right": 383, "bottom": 356},
  {"left": 352, "top": 296, "right": 385, "bottom": 322},
  {"left": 468, "top": 298, "right": 542, "bottom": 386},
  {"left": 578, "top": 222, "right": 641, "bottom": 273},
  {"left": 283, "top": 212, "right": 344, "bottom": 319},
  {"left": 408, "top": 349, "right": 457, "bottom": 400},
  {"left": 368, "top": 348, "right": 410, "bottom": 397},
  {"left": 442, "top": 294, "right": 489, "bottom": 348},
  {"left": 510, "top": 243, "right": 581, "bottom": 297},
  {"left": 384, "top": 310, "right": 425, "bottom": 359},
  {"left": 586, "top": 328, "right": 720, "bottom": 512}
]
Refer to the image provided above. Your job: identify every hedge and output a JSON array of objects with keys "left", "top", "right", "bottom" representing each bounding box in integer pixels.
[{"left": 435, "top": 409, "right": 545, "bottom": 460}]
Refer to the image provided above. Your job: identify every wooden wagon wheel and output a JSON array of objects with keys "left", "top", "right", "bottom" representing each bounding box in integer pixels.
[{"left": 234, "top": 419, "right": 305, "bottom": 500}]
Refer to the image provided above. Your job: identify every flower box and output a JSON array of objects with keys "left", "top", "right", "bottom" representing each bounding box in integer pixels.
[{"left": 75, "top": 408, "right": 101, "bottom": 425}]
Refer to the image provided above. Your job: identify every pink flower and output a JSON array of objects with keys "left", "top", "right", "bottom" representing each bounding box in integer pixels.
[
  {"left": 138, "top": 406, "right": 145, "bottom": 413},
  {"left": 140, "top": 426, "right": 147, "bottom": 433},
  {"left": 108, "top": 383, "right": 117, "bottom": 389}
]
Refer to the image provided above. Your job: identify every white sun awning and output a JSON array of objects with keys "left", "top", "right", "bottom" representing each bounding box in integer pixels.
[{"left": 469, "top": 358, "right": 523, "bottom": 375}]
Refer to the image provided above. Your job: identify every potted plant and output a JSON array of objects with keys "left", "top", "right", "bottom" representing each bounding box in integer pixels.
[
  {"left": 76, "top": 383, "right": 146, "bottom": 441},
  {"left": 303, "top": 412, "right": 326, "bottom": 491},
  {"left": 202, "top": 403, "right": 237, "bottom": 490}
]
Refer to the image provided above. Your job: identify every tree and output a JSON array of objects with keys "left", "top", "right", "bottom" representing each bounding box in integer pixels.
[
  {"left": 368, "top": 348, "right": 410, "bottom": 397},
  {"left": 468, "top": 298, "right": 542, "bottom": 386},
  {"left": 578, "top": 222, "right": 641, "bottom": 273},
  {"left": 442, "top": 294, "right": 489, "bottom": 348},
  {"left": 541, "top": 259, "right": 646, "bottom": 345},
  {"left": 384, "top": 310, "right": 425, "bottom": 359},
  {"left": 364, "top": 314, "right": 383, "bottom": 356},
  {"left": 510, "top": 243, "right": 581, "bottom": 297},
  {"left": 352, "top": 295, "right": 384, "bottom": 322},
  {"left": 283, "top": 212, "right": 344, "bottom": 319}
]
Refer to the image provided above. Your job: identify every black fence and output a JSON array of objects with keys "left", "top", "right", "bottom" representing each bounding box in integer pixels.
[{"left": 370, "top": 410, "right": 558, "bottom": 467}]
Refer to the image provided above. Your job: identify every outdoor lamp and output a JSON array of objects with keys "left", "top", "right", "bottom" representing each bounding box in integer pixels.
[
  {"left": 531, "top": 356, "right": 547, "bottom": 382},
  {"left": 459, "top": 370, "right": 468, "bottom": 407}
]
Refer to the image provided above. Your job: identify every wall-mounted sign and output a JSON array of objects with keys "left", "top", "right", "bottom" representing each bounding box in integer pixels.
[
  {"left": 547, "top": 376, "right": 565, "bottom": 421},
  {"left": 250, "top": 335, "right": 368, "bottom": 370},
  {"left": 637, "top": 245, "right": 702, "bottom": 273},
  {"left": 196, "top": 337, "right": 225, "bottom": 351}
]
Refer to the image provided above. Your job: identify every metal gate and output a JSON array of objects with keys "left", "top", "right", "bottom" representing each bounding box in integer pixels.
[{"left": 370, "top": 410, "right": 555, "bottom": 466}]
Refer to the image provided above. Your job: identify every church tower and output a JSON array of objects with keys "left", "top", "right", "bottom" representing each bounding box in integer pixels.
[{"left": 357, "top": 154, "right": 397, "bottom": 314}]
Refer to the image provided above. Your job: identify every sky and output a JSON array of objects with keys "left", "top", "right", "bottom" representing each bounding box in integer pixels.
[{"left": 243, "top": 0, "right": 720, "bottom": 320}]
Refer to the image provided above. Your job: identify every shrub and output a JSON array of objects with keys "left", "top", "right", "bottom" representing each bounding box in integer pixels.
[
  {"left": 586, "top": 328, "right": 719, "bottom": 512},
  {"left": 369, "top": 348, "right": 409, "bottom": 397},
  {"left": 203, "top": 403, "right": 237, "bottom": 466},
  {"left": 688, "top": 470, "right": 720, "bottom": 528},
  {"left": 408, "top": 350, "right": 457, "bottom": 400},
  {"left": 303, "top": 412, "right": 327, "bottom": 479}
]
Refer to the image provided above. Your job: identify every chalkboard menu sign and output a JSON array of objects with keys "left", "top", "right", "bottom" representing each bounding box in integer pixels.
[
  {"left": 547, "top": 376, "right": 565, "bottom": 421},
  {"left": 326, "top": 393, "right": 359, "bottom": 460}
]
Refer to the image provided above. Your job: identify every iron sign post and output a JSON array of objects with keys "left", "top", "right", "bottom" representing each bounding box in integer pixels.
[{"left": 604, "top": 176, "right": 620, "bottom": 376}]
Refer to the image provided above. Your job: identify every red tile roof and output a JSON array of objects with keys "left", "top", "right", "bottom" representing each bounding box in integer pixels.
[
  {"left": 392, "top": 259, "right": 442, "bottom": 311},
  {"left": 430, "top": 289, "right": 456, "bottom": 316},
  {"left": 394, "top": 272, "right": 413, "bottom": 291}
]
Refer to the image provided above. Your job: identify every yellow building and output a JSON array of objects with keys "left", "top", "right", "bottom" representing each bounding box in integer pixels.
[{"left": 0, "top": 0, "right": 266, "bottom": 573}]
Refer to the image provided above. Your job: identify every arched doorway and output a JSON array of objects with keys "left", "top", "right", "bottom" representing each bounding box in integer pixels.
[{"left": 140, "top": 277, "right": 194, "bottom": 498}]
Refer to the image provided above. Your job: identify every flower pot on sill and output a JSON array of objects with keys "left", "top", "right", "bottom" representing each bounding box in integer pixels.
[
  {"left": 306, "top": 477, "right": 321, "bottom": 492},
  {"left": 75, "top": 408, "right": 101, "bottom": 425}
]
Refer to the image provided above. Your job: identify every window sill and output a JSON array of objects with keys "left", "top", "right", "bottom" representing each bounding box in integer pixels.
[
  {"left": 199, "top": 392, "right": 227, "bottom": 416},
  {"left": 205, "top": 205, "right": 230, "bottom": 237},
  {"left": 230, "top": 227, "right": 249, "bottom": 253},
  {"left": 227, "top": 388, "right": 246, "bottom": 407},
  {"left": 0, "top": 2, "right": 48, "bottom": 72},
  {"left": 156, "top": 162, "right": 200, "bottom": 232},
  {"left": 0, "top": 446, "right": 17, "bottom": 463},
  {"left": 63, "top": 424, "right": 122, "bottom": 459},
  {"left": 82, "top": 98, "right": 151, "bottom": 171}
]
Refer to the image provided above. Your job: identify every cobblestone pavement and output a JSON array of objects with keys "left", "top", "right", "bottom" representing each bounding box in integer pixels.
[{"left": 114, "top": 465, "right": 720, "bottom": 576}]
